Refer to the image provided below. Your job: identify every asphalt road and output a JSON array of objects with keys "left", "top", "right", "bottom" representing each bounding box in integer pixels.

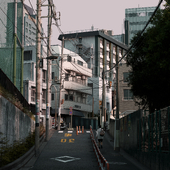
[{"left": 28, "top": 130, "right": 99, "bottom": 170}]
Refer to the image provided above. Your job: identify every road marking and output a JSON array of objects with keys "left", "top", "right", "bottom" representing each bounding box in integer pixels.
[
  {"left": 86, "top": 131, "right": 90, "bottom": 133},
  {"left": 58, "top": 131, "right": 63, "bottom": 133},
  {"left": 64, "top": 133, "right": 72, "bottom": 137},
  {"left": 69, "top": 139, "right": 75, "bottom": 143},
  {"left": 61, "top": 139, "right": 67, "bottom": 143},
  {"left": 68, "top": 131, "right": 73, "bottom": 133},
  {"left": 51, "top": 156, "right": 80, "bottom": 163}
]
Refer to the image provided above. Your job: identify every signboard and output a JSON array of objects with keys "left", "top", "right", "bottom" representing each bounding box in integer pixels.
[
  {"left": 69, "top": 111, "right": 73, "bottom": 115},
  {"left": 99, "top": 100, "right": 102, "bottom": 105}
]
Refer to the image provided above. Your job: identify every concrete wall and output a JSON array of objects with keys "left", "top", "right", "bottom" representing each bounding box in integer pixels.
[{"left": 0, "top": 95, "right": 35, "bottom": 145}]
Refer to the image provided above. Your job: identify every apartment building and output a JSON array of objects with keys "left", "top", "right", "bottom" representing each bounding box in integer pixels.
[
  {"left": 117, "top": 63, "right": 138, "bottom": 117},
  {"left": 50, "top": 45, "right": 92, "bottom": 125},
  {"left": 23, "top": 4, "right": 49, "bottom": 124},
  {"left": 58, "top": 29, "right": 128, "bottom": 125}
]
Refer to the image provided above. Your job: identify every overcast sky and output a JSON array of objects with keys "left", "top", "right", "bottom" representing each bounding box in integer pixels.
[{"left": 24, "top": 0, "right": 163, "bottom": 45}]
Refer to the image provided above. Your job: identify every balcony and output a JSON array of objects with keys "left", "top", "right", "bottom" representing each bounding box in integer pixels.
[
  {"left": 63, "top": 62, "right": 92, "bottom": 77},
  {"left": 62, "top": 100, "right": 92, "bottom": 112},
  {"left": 64, "top": 80, "right": 92, "bottom": 95}
]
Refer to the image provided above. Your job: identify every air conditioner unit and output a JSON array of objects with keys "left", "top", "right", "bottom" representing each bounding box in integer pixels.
[
  {"left": 55, "top": 76, "right": 57, "bottom": 81},
  {"left": 82, "top": 76, "right": 86, "bottom": 80}
]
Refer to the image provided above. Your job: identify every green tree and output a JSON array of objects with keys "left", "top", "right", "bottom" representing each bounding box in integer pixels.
[{"left": 126, "top": 1, "right": 170, "bottom": 113}]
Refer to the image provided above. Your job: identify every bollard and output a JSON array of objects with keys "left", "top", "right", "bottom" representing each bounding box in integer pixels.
[
  {"left": 82, "top": 126, "right": 84, "bottom": 133},
  {"left": 79, "top": 126, "right": 81, "bottom": 133},
  {"left": 76, "top": 126, "right": 78, "bottom": 135}
]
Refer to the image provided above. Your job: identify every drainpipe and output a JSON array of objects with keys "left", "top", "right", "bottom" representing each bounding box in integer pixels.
[{"left": 13, "top": 0, "right": 17, "bottom": 86}]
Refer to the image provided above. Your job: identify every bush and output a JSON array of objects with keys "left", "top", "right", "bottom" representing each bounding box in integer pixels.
[{"left": 0, "top": 132, "right": 35, "bottom": 167}]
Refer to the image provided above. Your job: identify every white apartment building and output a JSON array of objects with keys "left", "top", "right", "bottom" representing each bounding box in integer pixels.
[
  {"left": 58, "top": 29, "right": 128, "bottom": 126},
  {"left": 50, "top": 45, "right": 92, "bottom": 125},
  {"left": 23, "top": 46, "right": 50, "bottom": 125}
]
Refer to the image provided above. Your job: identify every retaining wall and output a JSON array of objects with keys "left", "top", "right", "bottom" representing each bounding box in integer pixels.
[{"left": 0, "top": 95, "right": 35, "bottom": 144}]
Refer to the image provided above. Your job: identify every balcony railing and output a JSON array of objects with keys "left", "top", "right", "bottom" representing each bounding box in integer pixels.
[{"left": 65, "top": 77, "right": 86, "bottom": 86}]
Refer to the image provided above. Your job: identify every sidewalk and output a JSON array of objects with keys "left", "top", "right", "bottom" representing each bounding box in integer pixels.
[{"left": 96, "top": 130, "right": 151, "bottom": 170}]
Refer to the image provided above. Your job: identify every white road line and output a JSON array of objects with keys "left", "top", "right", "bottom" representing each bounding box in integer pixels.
[
  {"left": 86, "top": 131, "right": 90, "bottom": 133},
  {"left": 68, "top": 131, "right": 73, "bottom": 133},
  {"left": 58, "top": 131, "right": 63, "bottom": 133}
]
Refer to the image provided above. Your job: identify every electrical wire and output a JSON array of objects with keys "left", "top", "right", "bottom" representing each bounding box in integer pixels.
[{"left": 105, "top": 0, "right": 163, "bottom": 74}]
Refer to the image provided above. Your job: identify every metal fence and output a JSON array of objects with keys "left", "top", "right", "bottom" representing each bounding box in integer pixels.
[{"left": 137, "top": 107, "right": 170, "bottom": 154}]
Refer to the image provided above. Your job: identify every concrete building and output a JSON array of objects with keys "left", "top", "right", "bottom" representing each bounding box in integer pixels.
[
  {"left": 50, "top": 45, "right": 92, "bottom": 126},
  {"left": 23, "top": 4, "right": 50, "bottom": 125},
  {"left": 58, "top": 29, "right": 128, "bottom": 126},
  {"left": 112, "top": 6, "right": 156, "bottom": 46},
  {"left": 117, "top": 63, "right": 138, "bottom": 118},
  {"left": 125, "top": 6, "right": 156, "bottom": 45}
]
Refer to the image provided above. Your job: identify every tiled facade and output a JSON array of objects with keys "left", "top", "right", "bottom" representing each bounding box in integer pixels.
[{"left": 118, "top": 63, "right": 139, "bottom": 115}]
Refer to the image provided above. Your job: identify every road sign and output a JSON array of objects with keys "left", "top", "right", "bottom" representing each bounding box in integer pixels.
[
  {"left": 99, "top": 100, "right": 102, "bottom": 105},
  {"left": 69, "top": 111, "right": 72, "bottom": 115},
  {"left": 70, "top": 107, "right": 73, "bottom": 111}
]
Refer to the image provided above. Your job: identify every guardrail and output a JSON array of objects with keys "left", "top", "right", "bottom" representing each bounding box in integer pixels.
[{"left": 90, "top": 126, "right": 109, "bottom": 170}]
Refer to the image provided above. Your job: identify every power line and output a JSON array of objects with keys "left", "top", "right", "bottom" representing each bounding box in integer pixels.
[{"left": 105, "top": 0, "right": 163, "bottom": 74}]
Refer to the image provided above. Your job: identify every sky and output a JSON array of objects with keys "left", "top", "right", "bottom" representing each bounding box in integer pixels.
[{"left": 24, "top": 0, "right": 163, "bottom": 45}]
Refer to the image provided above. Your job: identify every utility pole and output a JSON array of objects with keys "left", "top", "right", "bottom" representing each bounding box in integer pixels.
[
  {"left": 58, "top": 37, "right": 64, "bottom": 130},
  {"left": 35, "top": 0, "right": 41, "bottom": 156},
  {"left": 102, "top": 40, "right": 106, "bottom": 128},
  {"left": 114, "top": 46, "right": 120, "bottom": 151},
  {"left": 45, "top": 0, "right": 52, "bottom": 142}
]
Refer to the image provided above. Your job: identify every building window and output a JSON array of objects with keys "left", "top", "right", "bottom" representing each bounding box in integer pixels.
[
  {"left": 51, "top": 93, "right": 54, "bottom": 100},
  {"left": 79, "top": 37, "right": 82, "bottom": 43},
  {"left": 26, "top": 22, "right": 28, "bottom": 27},
  {"left": 100, "top": 48, "right": 103, "bottom": 55},
  {"left": 42, "top": 70, "right": 46, "bottom": 83},
  {"left": 52, "top": 72, "right": 54, "bottom": 79},
  {"left": 123, "top": 72, "right": 129, "bottom": 82},
  {"left": 65, "top": 94, "right": 68, "bottom": 100},
  {"left": 78, "top": 47, "right": 82, "bottom": 54},
  {"left": 26, "top": 28, "right": 28, "bottom": 33},
  {"left": 31, "top": 87, "right": 36, "bottom": 102},
  {"left": 29, "top": 24, "right": 31, "bottom": 29},
  {"left": 82, "top": 98, "right": 86, "bottom": 104},
  {"left": 124, "top": 89, "right": 133, "bottom": 100},
  {"left": 69, "top": 95, "right": 73, "bottom": 101},
  {"left": 77, "top": 96, "right": 81, "bottom": 103},
  {"left": 42, "top": 90, "right": 46, "bottom": 103},
  {"left": 24, "top": 50, "right": 32, "bottom": 60},
  {"left": 67, "top": 55, "right": 72, "bottom": 62},
  {"left": 78, "top": 60, "right": 83, "bottom": 66},
  {"left": 29, "top": 30, "right": 31, "bottom": 35}
]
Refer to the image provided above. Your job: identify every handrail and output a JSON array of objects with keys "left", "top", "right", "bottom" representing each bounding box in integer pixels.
[{"left": 90, "top": 126, "right": 109, "bottom": 170}]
